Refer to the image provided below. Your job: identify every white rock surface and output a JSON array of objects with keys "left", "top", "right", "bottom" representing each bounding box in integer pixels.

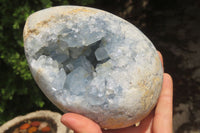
[{"left": 23, "top": 6, "right": 163, "bottom": 129}]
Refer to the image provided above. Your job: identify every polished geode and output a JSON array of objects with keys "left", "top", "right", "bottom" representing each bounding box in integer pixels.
[{"left": 23, "top": 6, "right": 163, "bottom": 129}]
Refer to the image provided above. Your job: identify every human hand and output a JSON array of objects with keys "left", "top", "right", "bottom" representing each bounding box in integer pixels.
[{"left": 61, "top": 51, "right": 173, "bottom": 133}]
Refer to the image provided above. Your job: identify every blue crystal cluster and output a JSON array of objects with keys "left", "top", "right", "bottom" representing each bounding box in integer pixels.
[{"left": 24, "top": 6, "right": 163, "bottom": 129}]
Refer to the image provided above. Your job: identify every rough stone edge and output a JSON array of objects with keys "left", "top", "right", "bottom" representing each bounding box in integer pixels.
[{"left": 0, "top": 110, "right": 73, "bottom": 133}]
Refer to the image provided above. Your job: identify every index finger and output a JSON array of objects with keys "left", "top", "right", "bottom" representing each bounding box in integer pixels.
[{"left": 153, "top": 73, "right": 173, "bottom": 133}]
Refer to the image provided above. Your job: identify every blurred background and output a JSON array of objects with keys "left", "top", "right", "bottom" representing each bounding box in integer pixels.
[{"left": 0, "top": 0, "right": 199, "bottom": 132}]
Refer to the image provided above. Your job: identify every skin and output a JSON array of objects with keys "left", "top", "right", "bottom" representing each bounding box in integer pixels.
[{"left": 61, "top": 51, "right": 173, "bottom": 133}]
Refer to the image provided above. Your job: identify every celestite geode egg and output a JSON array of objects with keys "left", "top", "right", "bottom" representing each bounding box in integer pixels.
[{"left": 23, "top": 6, "right": 163, "bottom": 129}]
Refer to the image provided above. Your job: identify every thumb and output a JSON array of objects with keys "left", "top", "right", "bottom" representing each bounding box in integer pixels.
[{"left": 61, "top": 113, "right": 102, "bottom": 133}]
